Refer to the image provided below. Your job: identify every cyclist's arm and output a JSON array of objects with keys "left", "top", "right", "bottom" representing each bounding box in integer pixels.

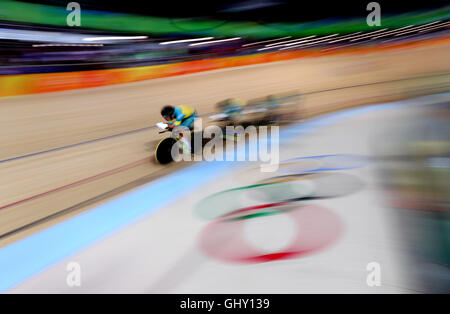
[{"left": 168, "top": 107, "right": 185, "bottom": 127}]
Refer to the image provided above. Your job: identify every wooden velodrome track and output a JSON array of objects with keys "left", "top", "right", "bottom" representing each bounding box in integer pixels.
[{"left": 1, "top": 41, "right": 449, "bottom": 247}]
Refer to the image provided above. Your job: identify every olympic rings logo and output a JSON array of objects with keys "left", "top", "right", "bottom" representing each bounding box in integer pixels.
[{"left": 194, "top": 154, "right": 368, "bottom": 263}]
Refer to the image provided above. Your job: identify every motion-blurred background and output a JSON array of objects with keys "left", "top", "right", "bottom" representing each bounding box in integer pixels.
[{"left": 1, "top": 0, "right": 449, "bottom": 75}]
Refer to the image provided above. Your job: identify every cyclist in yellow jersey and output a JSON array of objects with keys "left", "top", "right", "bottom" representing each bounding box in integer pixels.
[{"left": 160, "top": 105, "right": 197, "bottom": 154}]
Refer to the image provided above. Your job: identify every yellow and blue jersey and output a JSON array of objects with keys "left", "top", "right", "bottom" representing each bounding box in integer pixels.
[{"left": 167, "top": 105, "right": 197, "bottom": 128}]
